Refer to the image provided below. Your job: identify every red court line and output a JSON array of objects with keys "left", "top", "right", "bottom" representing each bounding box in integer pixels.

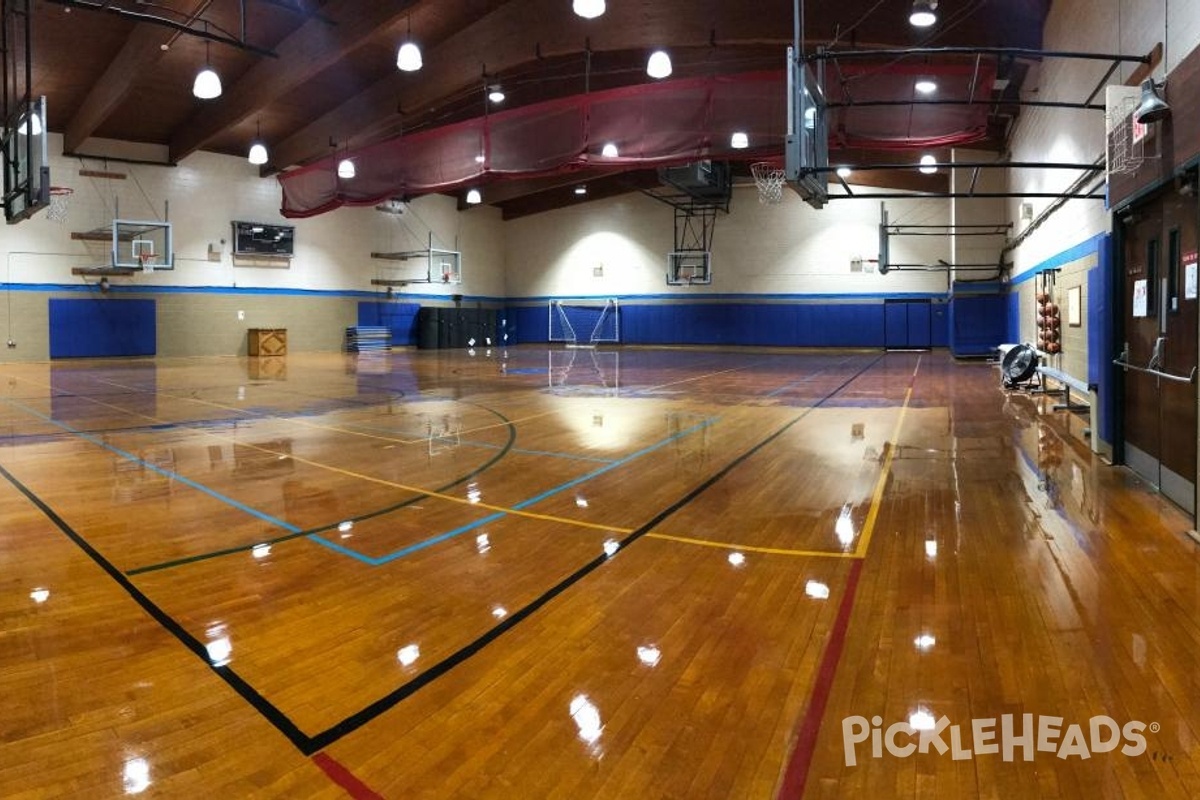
[
  {"left": 777, "top": 558, "right": 865, "bottom": 799},
  {"left": 313, "top": 752, "right": 385, "bottom": 800}
]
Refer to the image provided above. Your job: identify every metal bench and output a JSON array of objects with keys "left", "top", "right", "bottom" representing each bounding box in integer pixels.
[{"left": 1036, "top": 365, "right": 1100, "bottom": 454}]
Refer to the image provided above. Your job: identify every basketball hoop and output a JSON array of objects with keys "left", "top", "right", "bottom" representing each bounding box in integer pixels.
[
  {"left": 46, "top": 186, "right": 73, "bottom": 224},
  {"left": 751, "top": 162, "right": 787, "bottom": 204},
  {"left": 138, "top": 252, "right": 155, "bottom": 272}
]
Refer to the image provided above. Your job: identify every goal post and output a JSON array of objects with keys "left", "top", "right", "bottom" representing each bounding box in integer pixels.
[{"left": 548, "top": 298, "right": 620, "bottom": 347}]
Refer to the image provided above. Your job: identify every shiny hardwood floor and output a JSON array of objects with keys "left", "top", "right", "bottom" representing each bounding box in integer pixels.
[{"left": 0, "top": 347, "right": 1197, "bottom": 798}]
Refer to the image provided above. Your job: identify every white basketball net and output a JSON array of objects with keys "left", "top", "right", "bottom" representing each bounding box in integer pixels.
[
  {"left": 46, "top": 187, "right": 73, "bottom": 224},
  {"left": 1106, "top": 96, "right": 1143, "bottom": 176},
  {"left": 751, "top": 162, "right": 787, "bottom": 204}
]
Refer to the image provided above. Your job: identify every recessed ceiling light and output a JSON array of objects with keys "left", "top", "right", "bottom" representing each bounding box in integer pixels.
[
  {"left": 575, "top": 185, "right": 588, "bottom": 196},
  {"left": 915, "top": 79, "right": 937, "bottom": 94}
]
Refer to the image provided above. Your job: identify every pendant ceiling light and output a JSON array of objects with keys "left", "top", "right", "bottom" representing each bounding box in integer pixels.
[
  {"left": 646, "top": 50, "right": 672, "bottom": 79},
  {"left": 466, "top": 188, "right": 482, "bottom": 205},
  {"left": 909, "top": 0, "right": 938, "bottom": 28},
  {"left": 193, "top": 26, "right": 222, "bottom": 99},
  {"left": 337, "top": 158, "right": 356, "bottom": 179},
  {"left": 573, "top": 0, "right": 605, "bottom": 18},
  {"left": 247, "top": 120, "right": 268, "bottom": 166},
  {"left": 397, "top": 16, "right": 422, "bottom": 72}
]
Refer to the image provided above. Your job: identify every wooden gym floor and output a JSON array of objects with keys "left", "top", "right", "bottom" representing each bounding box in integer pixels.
[{"left": 0, "top": 347, "right": 1197, "bottom": 799}]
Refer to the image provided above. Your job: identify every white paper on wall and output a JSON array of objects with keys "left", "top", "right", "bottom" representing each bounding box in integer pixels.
[{"left": 1132, "top": 278, "right": 1148, "bottom": 317}]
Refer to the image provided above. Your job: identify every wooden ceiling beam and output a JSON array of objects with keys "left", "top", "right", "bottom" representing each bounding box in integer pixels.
[
  {"left": 168, "top": 0, "right": 420, "bottom": 163},
  {"left": 63, "top": 25, "right": 173, "bottom": 154}
]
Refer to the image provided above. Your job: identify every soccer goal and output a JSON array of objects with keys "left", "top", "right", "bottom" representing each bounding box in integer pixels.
[
  {"left": 548, "top": 348, "right": 620, "bottom": 397},
  {"left": 548, "top": 298, "right": 619, "bottom": 347}
]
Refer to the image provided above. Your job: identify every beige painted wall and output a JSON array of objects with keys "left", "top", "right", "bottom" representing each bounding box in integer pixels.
[
  {"left": 504, "top": 185, "right": 956, "bottom": 299},
  {"left": 1, "top": 135, "right": 506, "bottom": 361},
  {"left": 1016, "top": 253, "right": 1096, "bottom": 390}
]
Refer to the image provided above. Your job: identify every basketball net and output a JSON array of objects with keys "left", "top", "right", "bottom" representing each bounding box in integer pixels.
[
  {"left": 751, "top": 162, "right": 787, "bottom": 204},
  {"left": 138, "top": 252, "right": 155, "bottom": 272},
  {"left": 46, "top": 186, "right": 73, "bottom": 224}
]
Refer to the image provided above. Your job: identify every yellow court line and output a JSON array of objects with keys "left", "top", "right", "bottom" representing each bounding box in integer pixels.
[
  {"left": 852, "top": 382, "right": 915, "bottom": 559},
  {"left": 89, "top": 375, "right": 559, "bottom": 446},
  {"left": 646, "top": 532, "right": 862, "bottom": 559},
  {"left": 6, "top": 375, "right": 631, "bottom": 536}
]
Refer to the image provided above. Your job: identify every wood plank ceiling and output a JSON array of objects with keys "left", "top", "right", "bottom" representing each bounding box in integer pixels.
[{"left": 28, "top": 0, "right": 1053, "bottom": 218}]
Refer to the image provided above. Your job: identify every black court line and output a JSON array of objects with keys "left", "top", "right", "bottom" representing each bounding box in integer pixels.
[
  {"left": 6, "top": 352, "right": 887, "bottom": 757},
  {"left": 126, "top": 401, "right": 518, "bottom": 576},
  {"left": 0, "top": 461, "right": 312, "bottom": 753},
  {"left": 303, "top": 352, "right": 887, "bottom": 752}
]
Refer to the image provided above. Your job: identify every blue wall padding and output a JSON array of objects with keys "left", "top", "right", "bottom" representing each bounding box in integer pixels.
[
  {"left": 1088, "top": 234, "right": 1115, "bottom": 443},
  {"left": 1006, "top": 291, "right": 1022, "bottom": 344},
  {"left": 931, "top": 303, "right": 949, "bottom": 347},
  {"left": 357, "top": 302, "right": 420, "bottom": 346},
  {"left": 884, "top": 302, "right": 909, "bottom": 346},
  {"left": 949, "top": 294, "right": 1006, "bottom": 356},
  {"left": 49, "top": 298, "right": 156, "bottom": 358},
  {"left": 501, "top": 301, "right": 960, "bottom": 347},
  {"left": 908, "top": 302, "right": 932, "bottom": 347}
]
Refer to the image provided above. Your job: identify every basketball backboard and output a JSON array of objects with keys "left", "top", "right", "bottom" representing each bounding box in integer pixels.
[
  {"left": 3, "top": 95, "right": 49, "bottom": 223},
  {"left": 785, "top": 48, "right": 829, "bottom": 209},
  {"left": 113, "top": 220, "right": 174, "bottom": 270}
]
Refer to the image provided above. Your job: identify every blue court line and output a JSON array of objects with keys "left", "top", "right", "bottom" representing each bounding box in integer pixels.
[
  {"left": 5, "top": 399, "right": 302, "bottom": 535},
  {"left": 308, "top": 416, "right": 716, "bottom": 565}
]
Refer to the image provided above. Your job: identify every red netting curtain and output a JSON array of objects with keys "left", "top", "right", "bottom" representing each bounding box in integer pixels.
[{"left": 278, "top": 67, "right": 991, "bottom": 218}]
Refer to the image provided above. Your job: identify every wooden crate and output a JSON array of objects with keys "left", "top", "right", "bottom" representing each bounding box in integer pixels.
[{"left": 248, "top": 328, "right": 287, "bottom": 356}]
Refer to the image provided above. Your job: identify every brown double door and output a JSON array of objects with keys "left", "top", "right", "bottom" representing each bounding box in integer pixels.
[{"left": 1121, "top": 189, "right": 1199, "bottom": 514}]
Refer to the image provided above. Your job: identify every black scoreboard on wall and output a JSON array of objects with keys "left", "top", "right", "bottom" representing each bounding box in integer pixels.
[{"left": 232, "top": 221, "right": 295, "bottom": 256}]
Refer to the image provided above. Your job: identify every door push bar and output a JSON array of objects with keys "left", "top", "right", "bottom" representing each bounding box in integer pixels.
[{"left": 1113, "top": 342, "right": 1197, "bottom": 384}]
